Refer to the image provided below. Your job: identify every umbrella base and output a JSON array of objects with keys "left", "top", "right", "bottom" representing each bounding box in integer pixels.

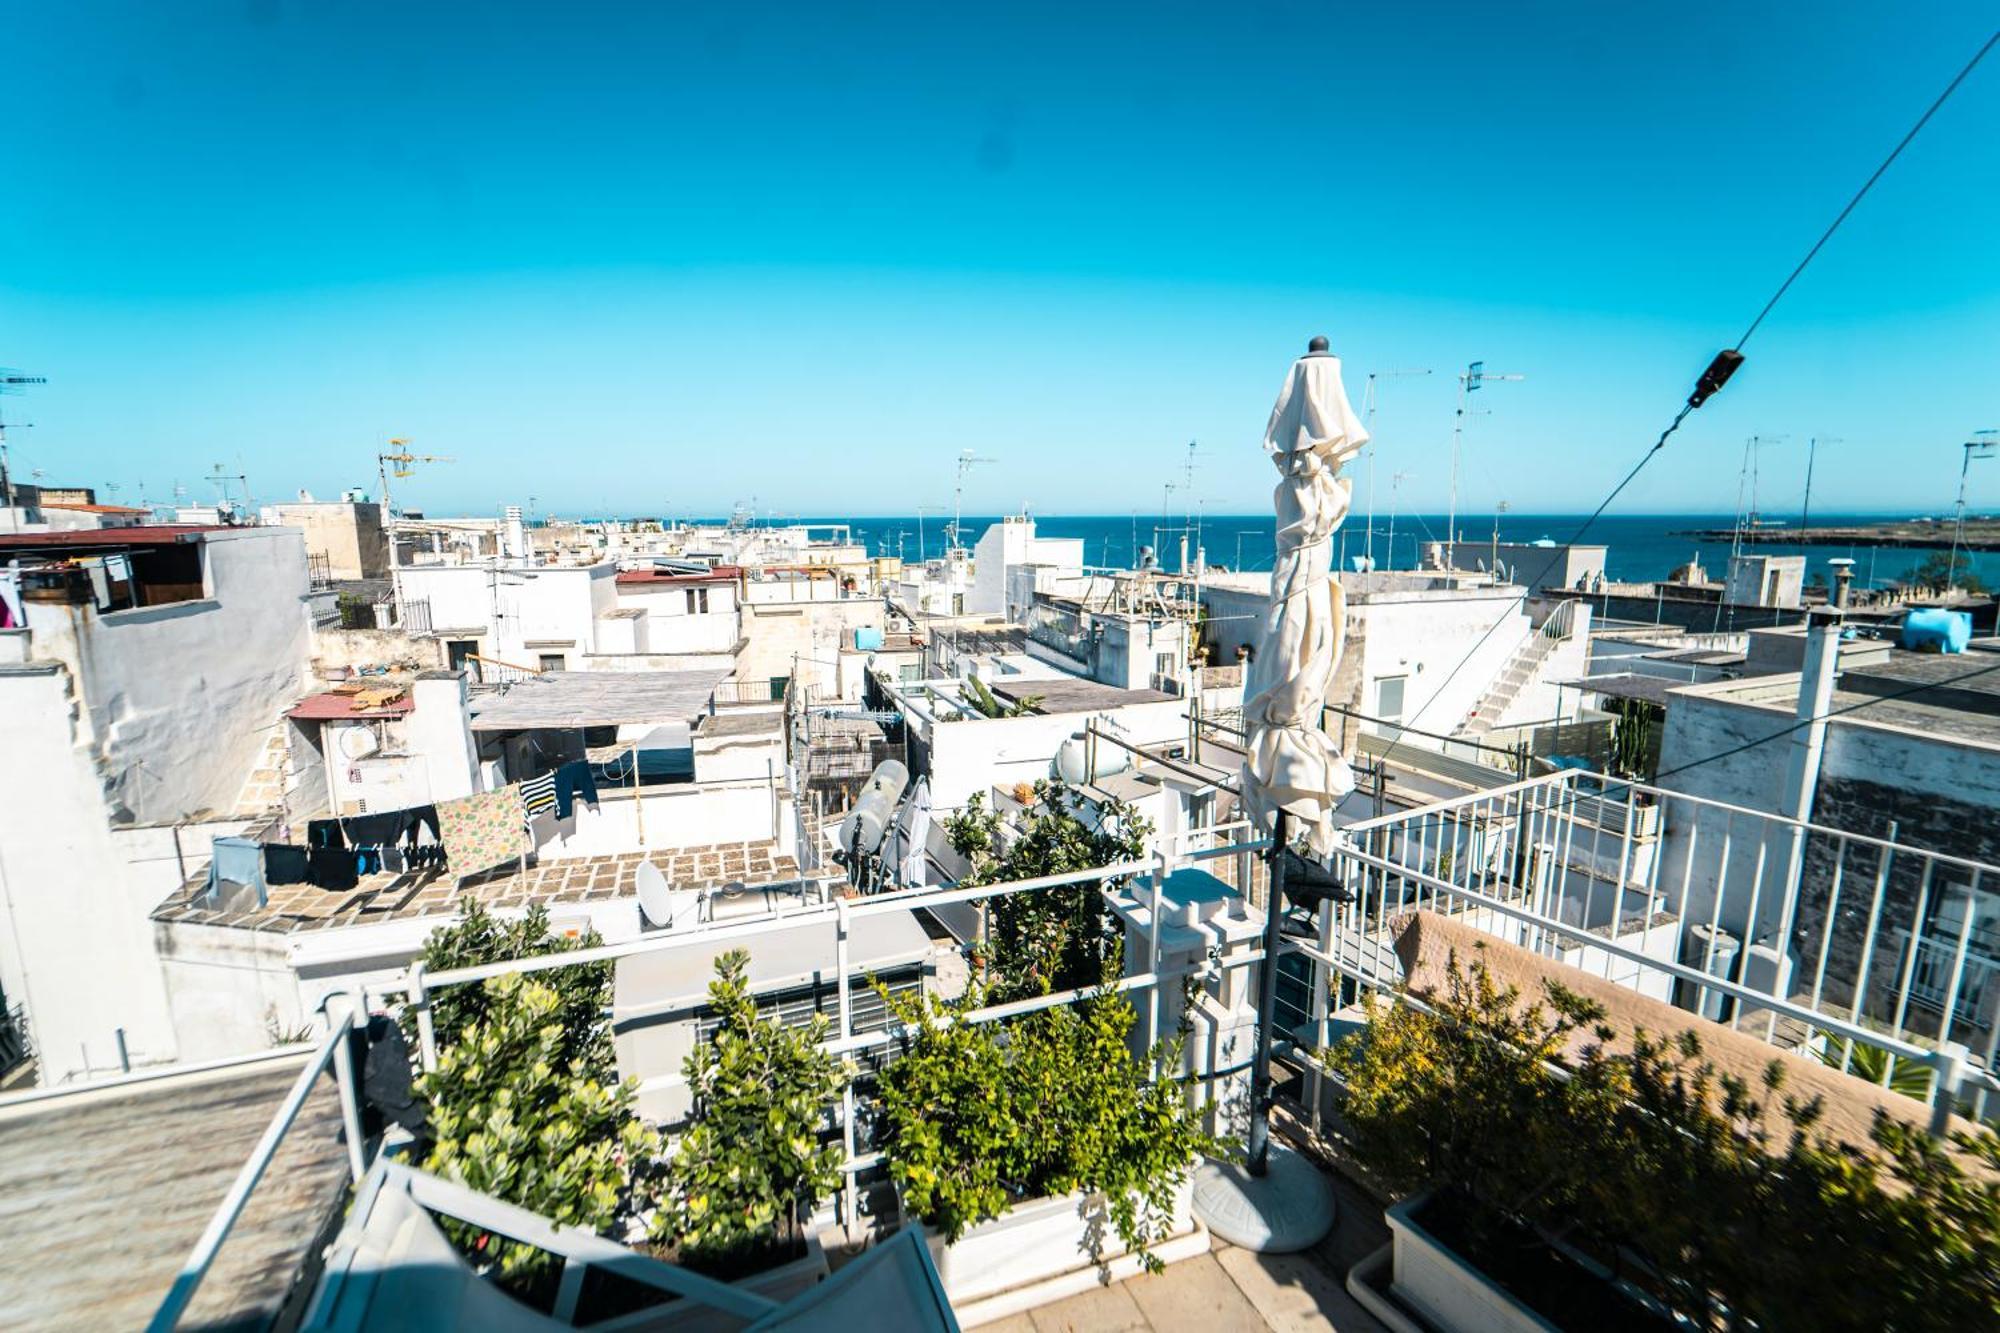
[{"left": 1191, "top": 1144, "right": 1337, "bottom": 1253}]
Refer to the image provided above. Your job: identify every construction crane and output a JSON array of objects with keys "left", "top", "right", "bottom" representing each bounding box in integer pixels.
[{"left": 377, "top": 438, "right": 454, "bottom": 517}]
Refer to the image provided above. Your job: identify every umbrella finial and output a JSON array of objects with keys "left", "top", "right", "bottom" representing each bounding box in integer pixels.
[{"left": 1307, "top": 335, "right": 1330, "bottom": 355}]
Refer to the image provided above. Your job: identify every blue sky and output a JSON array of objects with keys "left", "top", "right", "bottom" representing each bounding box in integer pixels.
[{"left": 1, "top": 3, "right": 1996, "bottom": 521}]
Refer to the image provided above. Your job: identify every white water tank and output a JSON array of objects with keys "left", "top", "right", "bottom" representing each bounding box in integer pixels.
[
  {"left": 837, "top": 760, "right": 909, "bottom": 857},
  {"left": 1055, "top": 734, "right": 1131, "bottom": 785}
]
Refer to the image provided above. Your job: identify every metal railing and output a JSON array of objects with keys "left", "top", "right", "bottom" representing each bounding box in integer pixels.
[
  {"left": 1301, "top": 769, "right": 2000, "bottom": 1124},
  {"left": 0, "top": 1001, "right": 30, "bottom": 1079},
  {"left": 145, "top": 998, "right": 368, "bottom": 1331}
]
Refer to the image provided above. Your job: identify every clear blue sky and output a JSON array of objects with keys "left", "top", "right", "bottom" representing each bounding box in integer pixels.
[{"left": 2, "top": 3, "right": 1996, "bottom": 521}]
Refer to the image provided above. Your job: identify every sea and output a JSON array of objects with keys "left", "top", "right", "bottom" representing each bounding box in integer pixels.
[{"left": 768, "top": 513, "right": 2000, "bottom": 591}]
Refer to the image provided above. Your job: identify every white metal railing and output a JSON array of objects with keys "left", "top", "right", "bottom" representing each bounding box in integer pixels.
[
  {"left": 146, "top": 997, "right": 369, "bottom": 1332},
  {"left": 1313, "top": 768, "right": 2000, "bottom": 1125},
  {"left": 139, "top": 771, "right": 2000, "bottom": 1327}
]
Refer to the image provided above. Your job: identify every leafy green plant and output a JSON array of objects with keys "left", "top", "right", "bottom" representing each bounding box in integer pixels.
[
  {"left": 943, "top": 780, "right": 1150, "bottom": 1001},
  {"left": 416, "top": 973, "right": 659, "bottom": 1288},
  {"left": 1911, "top": 549, "right": 1986, "bottom": 596},
  {"left": 651, "top": 951, "right": 853, "bottom": 1275},
  {"left": 409, "top": 900, "right": 612, "bottom": 1076},
  {"left": 963, "top": 674, "right": 1041, "bottom": 718},
  {"left": 875, "top": 978, "right": 1212, "bottom": 1271},
  {"left": 1323, "top": 949, "right": 2000, "bottom": 1331},
  {"left": 1814, "top": 1034, "right": 1936, "bottom": 1099}
]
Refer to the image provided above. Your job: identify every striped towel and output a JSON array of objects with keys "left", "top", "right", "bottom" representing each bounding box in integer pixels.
[{"left": 519, "top": 772, "right": 559, "bottom": 821}]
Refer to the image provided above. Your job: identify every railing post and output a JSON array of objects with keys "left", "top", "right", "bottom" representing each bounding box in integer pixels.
[
  {"left": 1928, "top": 1043, "right": 1967, "bottom": 1138},
  {"left": 410, "top": 962, "right": 438, "bottom": 1072},
  {"left": 322, "top": 993, "right": 368, "bottom": 1183},
  {"left": 1246, "top": 811, "right": 1289, "bottom": 1178},
  {"left": 1147, "top": 848, "right": 1169, "bottom": 1057},
  {"left": 835, "top": 898, "right": 857, "bottom": 1236}
]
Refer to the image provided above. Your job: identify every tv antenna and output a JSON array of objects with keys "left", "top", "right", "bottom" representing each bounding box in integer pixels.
[
  {"left": 376, "top": 438, "right": 453, "bottom": 517},
  {"left": 949, "top": 449, "right": 994, "bottom": 552},
  {"left": 0, "top": 368, "right": 45, "bottom": 534},
  {"left": 1447, "top": 361, "right": 1524, "bottom": 569},
  {"left": 207, "top": 461, "right": 250, "bottom": 514}
]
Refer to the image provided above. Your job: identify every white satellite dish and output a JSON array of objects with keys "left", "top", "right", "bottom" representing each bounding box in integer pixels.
[
  {"left": 636, "top": 860, "right": 702, "bottom": 932},
  {"left": 338, "top": 724, "right": 380, "bottom": 760}
]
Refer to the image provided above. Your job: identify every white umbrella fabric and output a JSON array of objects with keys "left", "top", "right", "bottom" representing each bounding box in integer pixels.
[
  {"left": 1241, "top": 341, "right": 1367, "bottom": 859},
  {"left": 898, "top": 777, "right": 932, "bottom": 888}
]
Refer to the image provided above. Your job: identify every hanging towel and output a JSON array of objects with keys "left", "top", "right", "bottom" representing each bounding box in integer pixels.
[
  {"left": 306, "top": 844, "right": 359, "bottom": 890},
  {"left": 552, "top": 760, "right": 601, "bottom": 820},
  {"left": 264, "top": 843, "right": 310, "bottom": 885},
  {"left": 308, "top": 818, "right": 347, "bottom": 851},
  {"left": 344, "top": 810, "right": 413, "bottom": 847},
  {"left": 519, "top": 772, "right": 559, "bottom": 821},
  {"left": 437, "top": 787, "right": 529, "bottom": 878},
  {"left": 405, "top": 805, "right": 442, "bottom": 847},
  {"left": 206, "top": 836, "right": 268, "bottom": 907}
]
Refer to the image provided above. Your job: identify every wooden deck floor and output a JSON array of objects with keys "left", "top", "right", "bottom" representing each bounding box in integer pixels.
[{"left": 0, "top": 1057, "right": 351, "bottom": 1331}]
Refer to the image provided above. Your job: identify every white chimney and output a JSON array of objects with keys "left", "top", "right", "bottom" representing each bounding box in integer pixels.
[{"left": 504, "top": 505, "right": 526, "bottom": 561}]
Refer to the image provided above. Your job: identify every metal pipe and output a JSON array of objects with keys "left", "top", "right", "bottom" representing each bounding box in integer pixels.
[{"left": 1246, "top": 810, "right": 1289, "bottom": 1177}]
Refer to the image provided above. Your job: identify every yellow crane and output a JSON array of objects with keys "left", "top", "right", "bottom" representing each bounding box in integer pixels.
[{"left": 376, "top": 438, "right": 454, "bottom": 516}]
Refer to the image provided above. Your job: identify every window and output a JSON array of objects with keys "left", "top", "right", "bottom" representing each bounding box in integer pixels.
[
  {"left": 446, "top": 639, "right": 477, "bottom": 672},
  {"left": 1155, "top": 652, "right": 1177, "bottom": 678},
  {"left": 1376, "top": 675, "right": 1407, "bottom": 721},
  {"left": 685, "top": 587, "right": 709, "bottom": 614},
  {"left": 538, "top": 653, "right": 567, "bottom": 673}
]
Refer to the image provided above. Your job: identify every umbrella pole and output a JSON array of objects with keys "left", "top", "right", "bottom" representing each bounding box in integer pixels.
[{"left": 1247, "top": 809, "right": 1288, "bottom": 1178}]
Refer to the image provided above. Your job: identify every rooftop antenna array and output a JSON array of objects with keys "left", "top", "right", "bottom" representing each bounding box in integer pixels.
[
  {"left": 1360, "top": 368, "right": 1431, "bottom": 572},
  {"left": 1446, "top": 361, "right": 1525, "bottom": 570},
  {"left": 948, "top": 449, "right": 994, "bottom": 552},
  {"left": 376, "top": 438, "right": 453, "bottom": 518},
  {"left": 0, "top": 368, "right": 45, "bottom": 534},
  {"left": 207, "top": 460, "right": 251, "bottom": 514}
]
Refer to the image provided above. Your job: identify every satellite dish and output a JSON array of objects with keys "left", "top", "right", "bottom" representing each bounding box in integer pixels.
[
  {"left": 338, "top": 725, "right": 380, "bottom": 760},
  {"left": 636, "top": 860, "right": 702, "bottom": 931}
]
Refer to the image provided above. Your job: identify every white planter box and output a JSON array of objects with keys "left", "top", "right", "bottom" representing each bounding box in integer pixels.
[
  {"left": 667, "top": 1232, "right": 829, "bottom": 1333},
  {"left": 1385, "top": 1192, "right": 1558, "bottom": 1333},
  {"left": 902, "top": 1175, "right": 1201, "bottom": 1320}
]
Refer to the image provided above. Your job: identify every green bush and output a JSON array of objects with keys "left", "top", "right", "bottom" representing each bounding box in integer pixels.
[
  {"left": 416, "top": 973, "right": 659, "bottom": 1287},
  {"left": 409, "top": 900, "right": 612, "bottom": 1076},
  {"left": 943, "top": 780, "right": 1150, "bottom": 1001},
  {"left": 651, "top": 951, "right": 853, "bottom": 1275},
  {"left": 876, "top": 979, "right": 1210, "bottom": 1271},
  {"left": 1324, "top": 948, "right": 2000, "bottom": 1331}
]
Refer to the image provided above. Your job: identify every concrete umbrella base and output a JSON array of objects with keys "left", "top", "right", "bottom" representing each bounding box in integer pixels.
[{"left": 1191, "top": 1144, "right": 1337, "bottom": 1253}]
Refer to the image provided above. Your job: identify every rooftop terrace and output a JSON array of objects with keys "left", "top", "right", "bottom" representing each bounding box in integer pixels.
[{"left": 152, "top": 840, "right": 808, "bottom": 935}]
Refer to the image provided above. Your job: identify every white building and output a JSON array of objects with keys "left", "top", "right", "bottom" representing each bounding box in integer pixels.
[
  {"left": 1201, "top": 570, "right": 1592, "bottom": 744},
  {"left": 0, "top": 524, "right": 316, "bottom": 1083},
  {"left": 968, "top": 516, "right": 1085, "bottom": 616},
  {"left": 391, "top": 560, "right": 621, "bottom": 673}
]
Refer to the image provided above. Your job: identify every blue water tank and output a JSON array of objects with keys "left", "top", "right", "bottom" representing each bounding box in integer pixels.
[
  {"left": 1901, "top": 607, "right": 1971, "bottom": 654},
  {"left": 854, "top": 626, "right": 885, "bottom": 651}
]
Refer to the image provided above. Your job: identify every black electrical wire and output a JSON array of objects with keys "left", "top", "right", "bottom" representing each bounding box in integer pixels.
[
  {"left": 1733, "top": 28, "right": 1999, "bottom": 352},
  {"left": 1370, "top": 28, "right": 1998, "bottom": 765}
]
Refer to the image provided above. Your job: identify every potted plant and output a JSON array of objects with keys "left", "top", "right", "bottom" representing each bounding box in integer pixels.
[
  {"left": 1326, "top": 947, "right": 2000, "bottom": 1333},
  {"left": 646, "top": 950, "right": 852, "bottom": 1299},
  {"left": 875, "top": 978, "right": 1212, "bottom": 1314}
]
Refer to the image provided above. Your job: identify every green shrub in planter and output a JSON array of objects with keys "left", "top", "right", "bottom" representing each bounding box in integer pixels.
[
  {"left": 1325, "top": 947, "right": 2000, "bottom": 1331},
  {"left": 876, "top": 978, "right": 1211, "bottom": 1271},
  {"left": 942, "top": 780, "right": 1150, "bottom": 1002},
  {"left": 408, "top": 900, "right": 612, "bottom": 1077},
  {"left": 416, "top": 973, "right": 659, "bottom": 1289},
  {"left": 650, "top": 951, "right": 853, "bottom": 1276}
]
